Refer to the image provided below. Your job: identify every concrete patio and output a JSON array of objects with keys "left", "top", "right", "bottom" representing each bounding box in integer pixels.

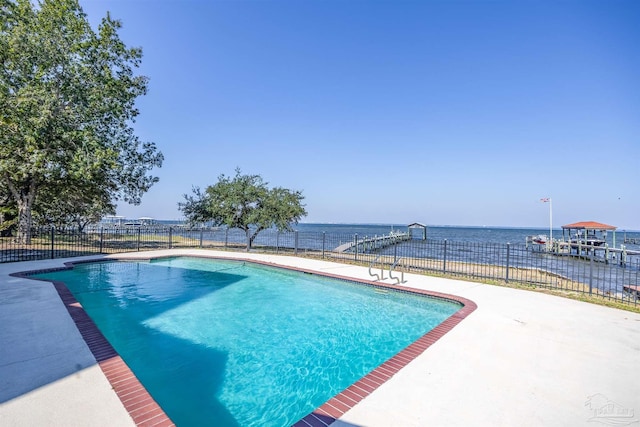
[{"left": 1, "top": 249, "right": 639, "bottom": 426}]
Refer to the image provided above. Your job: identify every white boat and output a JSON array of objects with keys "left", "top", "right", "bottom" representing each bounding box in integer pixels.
[{"left": 531, "top": 234, "right": 547, "bottom": 245}]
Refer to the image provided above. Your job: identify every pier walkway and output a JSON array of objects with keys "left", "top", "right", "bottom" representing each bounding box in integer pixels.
[
  {"left": 526, "top": 237, "right": 640, "bottom": 266},
  {"left": 334, "top": 232, "right": 411, "bottom": 253}
]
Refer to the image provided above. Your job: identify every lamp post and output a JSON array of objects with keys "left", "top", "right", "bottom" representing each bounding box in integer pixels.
[
  {"left": 548, "top": 198, "right": 553, "bottom": 247},
  {"left": 541, "top": 198, "right": 552, "bottom": 250}
]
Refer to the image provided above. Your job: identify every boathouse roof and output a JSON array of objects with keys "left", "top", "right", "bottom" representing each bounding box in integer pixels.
[
  {"left": 408, "top": 222, "right": 426, "bottom": 228},
  {"left": 561, "top": 221, "right": 617, "bottom": 231}
]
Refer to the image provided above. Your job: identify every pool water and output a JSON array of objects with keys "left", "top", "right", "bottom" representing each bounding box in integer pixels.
[{"left": 35, "top": 257, "right": 460, "bottom": 426}]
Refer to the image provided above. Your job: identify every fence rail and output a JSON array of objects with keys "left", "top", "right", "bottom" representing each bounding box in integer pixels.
[{"left": 2, "top": 226, "right": 639, "bottom": 307}]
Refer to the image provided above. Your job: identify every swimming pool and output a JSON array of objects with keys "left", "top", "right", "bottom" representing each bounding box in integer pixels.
[{"left": 34, "top": 257, "right": 463, "bottom": 426}]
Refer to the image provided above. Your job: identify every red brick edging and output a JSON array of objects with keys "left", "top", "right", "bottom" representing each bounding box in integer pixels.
[{"left": 51, "top": 279, "right": 175, "bottom": 427}]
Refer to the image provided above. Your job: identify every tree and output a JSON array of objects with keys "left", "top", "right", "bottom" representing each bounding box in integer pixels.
[
  {"left": 0, "top": 183, "right": 16, "bottom": 236},
  {"left": 0, "top": 0, "right": 163, "bottom": 243},
  {"left": 33, "top": 177, "right": 116, "bottom": 231},
  {"left": 180, "top": 169, "right": 307, "bottom": 250}
]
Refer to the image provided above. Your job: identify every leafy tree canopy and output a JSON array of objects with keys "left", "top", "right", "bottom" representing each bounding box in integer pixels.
[
  {"left": 0, "top": 0, "right": 163, "bottom": 242},
  {"left": 33, "top": 176, "right": 116, "bottom": 230},
  {"left": 180, "top": 169, "right": 307, "bottom": 250}
]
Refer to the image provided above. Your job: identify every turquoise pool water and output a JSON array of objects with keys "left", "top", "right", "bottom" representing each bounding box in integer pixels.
[{"left": 35, "top": 257, "right": 460, "bottom": 426}]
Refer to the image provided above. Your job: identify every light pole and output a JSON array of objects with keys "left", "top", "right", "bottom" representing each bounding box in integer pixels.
[{"left": 541, "top": 198, "right": 552, "bottom": 249}]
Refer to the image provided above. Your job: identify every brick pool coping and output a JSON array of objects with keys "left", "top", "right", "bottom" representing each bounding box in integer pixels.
[{"left": 13, "top": 255, "right": 477, "bottom": 427}]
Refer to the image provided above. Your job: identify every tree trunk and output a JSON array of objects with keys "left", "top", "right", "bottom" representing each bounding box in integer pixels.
[
  {"left": 247, "top": 227, "right": 264, "bottom": 252},
  {"left": 243, "top": 227, "right": 265, "bottom": 251},
  {"left": 16, "top": 196, "right": 34, "bottom": 244},
  {"left": 75, "top": 216, "right": 87, "bottom": 233},
  {"left": 245, "top": 228, "right": 252, "bottom": 251},
  {"left": 5, "top": 179, "right": 37, "bottom": 245}
]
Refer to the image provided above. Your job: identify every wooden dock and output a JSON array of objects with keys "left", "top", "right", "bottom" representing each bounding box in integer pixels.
[
  {"left": 623, "top": 284, "right": 640, "bottom": 301},
  {"left": 334, "top": 232, "right": 411, "bottom": 253},
  {"left": 527, "top": 238, "right": 640, "bottom": 267}
]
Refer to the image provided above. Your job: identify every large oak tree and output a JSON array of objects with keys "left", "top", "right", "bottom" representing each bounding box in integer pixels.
[
  {"left": 180, "top": 169, "right": 307, "bottom": 250},
  {"left": 0, "top": 0, "right": 163, "bottom": 242}
]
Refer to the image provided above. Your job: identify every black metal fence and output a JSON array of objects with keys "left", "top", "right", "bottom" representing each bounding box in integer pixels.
[{"left": 2, "top": 226, "right": 639, "bottom": 307}]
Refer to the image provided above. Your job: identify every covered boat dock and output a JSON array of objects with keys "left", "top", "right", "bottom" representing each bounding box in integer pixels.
[
  {"left": 561, "top": 221, "right": 617, "bottom": 248},
  {"left": 527, "top": 220, "right": 639, "bottom": 266}
]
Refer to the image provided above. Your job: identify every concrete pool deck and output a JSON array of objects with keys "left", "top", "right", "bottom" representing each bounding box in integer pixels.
[{"left": 1, "top": 249, "right": 639, "bottom": 426}]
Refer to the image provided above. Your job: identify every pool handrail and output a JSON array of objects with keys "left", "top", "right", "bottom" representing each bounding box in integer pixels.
[
  {"left": 389, "top": 257, "right": 406, "bottom": 284},
  {"left": 369, "top": 255, "right": 386, "bottom": 281}
]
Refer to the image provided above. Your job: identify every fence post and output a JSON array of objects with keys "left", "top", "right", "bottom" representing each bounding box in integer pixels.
[
  {"left": 225, "top": 228, "right": 228, "bottom": 248},
  {"left": 589, "top": 252, "right": 594, "bottom": 295},
  {"left": 199, "top": 228, "right": 203, "bottom": 248},
  {"left": 169, "top": 226, "right": 173, "bottom": 249},
  {"left": 294, "top": 231, "right": 299, "bottom": 255},
  {"left": 322, "top": 232, "right": 326, "bottom": 259},
  {"left": 354, "top": 234, "right": 359, "bottom": 262},
  {"left": 443, "top": 239, "right": 447, "bottom": 273},
  {"left": 276, "top": 231, "right": 280, "bottom": 254},
  {"left": 99, "top": 227, "right": 104, "bottom": 253},
  {"left": 137, "top": 227, "right": 141, "bottom": 252},
  {"left": 394, "top": 241, "right": 398, "bottom": 263},
  {"left": 505, "top": 243, "right": 510, "bottom": 283},
  {"left": 50, "top": 226, "right": 55, "bottom": 259}
]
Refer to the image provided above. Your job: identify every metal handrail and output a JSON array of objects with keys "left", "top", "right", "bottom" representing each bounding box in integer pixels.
[
  {"left": 389, "top": 257, "right": 406, "bottom": 284},
  {"left": 369, "top": 255, "right": 385, "bottom": 281}
]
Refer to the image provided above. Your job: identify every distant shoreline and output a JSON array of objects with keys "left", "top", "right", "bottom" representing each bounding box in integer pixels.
[
  {"left": 102, "top": 219, "right": 640, "bottom": 233},
  {"left": 295, "top": 223, "right": 640, "bottom": 233}
]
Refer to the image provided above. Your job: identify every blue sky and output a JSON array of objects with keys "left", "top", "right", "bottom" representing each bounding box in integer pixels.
[{"left": 80, "top": 0, "right": 639, "bottom": 230}]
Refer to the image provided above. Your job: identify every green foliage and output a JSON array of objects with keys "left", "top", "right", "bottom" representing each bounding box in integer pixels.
[
  {"left": 33, "top": 177, "right": 116, "bottom": 230},
  {"left": 180, "top": 169, "right": 307, "bottom": 249},
  {"left": 0, "top": 183, "right": 17, "bottom": 235},
  {"left": 0, "top": 0, "right": 163, "bottom": 242}
]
